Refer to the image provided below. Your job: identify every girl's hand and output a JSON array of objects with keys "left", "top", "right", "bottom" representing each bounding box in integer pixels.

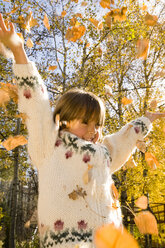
[
  {"left": 145, "top": 111, "right": 165, "bottom": 123},
  {"left": 0, "top": 13, "right": 23, "bottom": 52}
]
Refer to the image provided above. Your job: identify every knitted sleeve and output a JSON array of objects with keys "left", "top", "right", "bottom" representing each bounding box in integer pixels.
[
  {"left": 103, "top": 117, "right": 152, "bottom": 173},
  {"left": 13, "top": 61, "right": 58, "bottom": 168}
]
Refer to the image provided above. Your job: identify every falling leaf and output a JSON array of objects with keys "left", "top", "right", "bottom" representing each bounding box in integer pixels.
[
  {"left": 109, "top": 7, "right": 127, "bottom": 22},
  {"left": 95, "top": 223, "right": 139, "bottom": 248},
  {"left": 70, "top": 17, "right": 77, "bottom": 26},
  {"left": 137, "top": 39, "right": 150, "bottom": 60},
  {"left": 155, "top": 70, "right": 165, "bottom": 78},
  {"left": 145, "top": 152, "right": 159, "bottom": 169},
  {"left": 24, "top": 220, "right": 30, "bottom": 228},
  {"left": 105, "top": 13, "right": 112, "bottom": 28},
  {"left": 81, "top": 1, "right": 87, "bottom": 6},
  {"left": 150, "top": 100, "right": 157, "bottom": 109},
  {"left": 145, "top": 13, "right": 158, "bottom": 26},
  {"left": 105, "top": 84, "right": 112, "bottom": 96},
  {"left": 48, "top": 65, "right": 57, "bottom": 71},
  {"left": 2, "top": 135, "right": 28, "bottom": 151},
  {"left": 83, "top": 164, "right": 93, "bottom": 184},
  {"left": 61, "top": 11, "right": 67, "bottom": 17},
  {"left": 26, "top": 38, "right": 34, "bottom": 48},
  {"left": 122, "top": 97, "right": 133, "bottom": 105},
  {"left": 72, "top": 0, "right": 78, "bottom": 2},
  {"left": 17, "top": 33, "right": 24, "bottom": 42},
  {"left": 134, "top": 211, "right": 158, "bottom": 235},
  {"left": 89, "top": 18, "right": 99, "bottom": 28},
  {"left": 65, "top": 25, "right": 86, "bottom": 42},
  {"left": 125, "top": 155, "right": 137, "bottom": 168},
  {"left": 0, "top": 89, "right": 10, "bottom": 107},
  {"left": 111, "top": 183, "right": 119, "bottom": 200},
  {"left": 100, "top": 0, "right": 111, "bottom": 9},
  {"left": 43, "top": 14, "right": 50, "bottom": 31},
  {"left": 135, "top": 196, "right": 148, "bottom": 209},
  {"left": 10, "top": 6, "right": 19, "bottom": 14},
  {"left": 141, "top": 4, "right": 147, "bottom": 11},
  {"left": 86, "top": 43, "right": 90, "bottom": 48},
  {"left": 136, "top": 140, "right": 146, "bottom": 153},
  {"left": 75, "top": 13, "right": 83, "bottom": 18}
]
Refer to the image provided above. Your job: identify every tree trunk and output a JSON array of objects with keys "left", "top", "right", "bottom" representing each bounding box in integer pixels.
[{"left": 9, "top": 118, "right": 21, "bottom": 248}]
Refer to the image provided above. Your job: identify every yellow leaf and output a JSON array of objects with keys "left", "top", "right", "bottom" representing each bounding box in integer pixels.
[
  {"left": 17, "top": 33, "right": 24, "bottom": 42},
  {"left": 145, "top": 13, "right": 158, "bottom": 26},
  {"left": 137, "top": 39, "right": 150, "bottom": 60},
  {"left": 2, "top": 135, "right": 28, "bottom": 151},
  {"left": 61, "top": 11, "right": 67, "bottom": 17},
  {"left": 95, "top": 223, "right": 139, "bottom": 248},
  {"left": 135, "top": 196, "right": 148, "bottom": 209},
  {"left": 145, "top": 152, "right": 159, "bottom": 169},
  {"left": 122, "top": 97, "right": 133, "bottom": 105},
  {"left": 81, "top": 1, "right": 87, "bottom": 6},
  {"left": 48, "top": 66, "right": 57, "bottom": 71},
  {"left": 134, "top": 211, "right": 158, "bottom": 235},
  {"left": 26, "top": 38, "right": 34, "bottom": 48},
  {"left": 43, "top": 14, "right": 50, "bottom": 31}
]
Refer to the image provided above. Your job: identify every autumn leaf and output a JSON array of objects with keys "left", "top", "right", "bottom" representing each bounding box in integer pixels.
[
  {"left": 72, "top": 0, "right": 78, "bottom": 2},
  {"left": 89, "top": 18, "right": 99, "bottom": 28},
  {"left": 26, "top": 38, "right": 34, "bottom": 48},
  {"left": 105, "top": 13, "right": 112, "bottom": 28},
  {"left": 10, "top": 6, "right": 19, "bottom": 14},
  {"left": 83, "top": 164, "right": 93, "bottom": 184},
  {"left": 145, "top": 152, "right": 159, "bottom": 169},
  {"left": 135, "top": 195, "right": 148, "bottom": 209},
  {"left": 134, "top": 211, "right": 158, "bottom": 235},
  {"left": 70, "top": 17, "right": 77, "bottom": 26},
  {"left": 145, "top": 13, "right": 158, "bottom": 26},
  {"left": 136, "top": 140, "right": 146, "bottom": 153},
  {"left": 2, "top": 135, "right": 28, "bottom": 151},
  {"left": 0, "top": 89, "right": 10, "bottom": 107},
  {"left": 122, "top": 97, "right": 133, "bottom": 105},
  {"left": 61, "top": 11, "right": 67, "bottom": 17},
  {"left": 15, "top": 113, "right": 28, "bottom": 124},
  {"left": 95, "top": 223, "right": 139, "bottom": 248},
  {"left": 141, "top": 4, "right": 147, "bottom": 11},
  {"left": 150, "top": 100, "right": 157, "bottom": 109},
  {"left": 125, "top": 156, "right": 137, "bottom": 168},
  {"left": 109, "top": 7, "right": 127, "bottom": 22},
  {"left": 48, "top": 65, "right": 57, "bottom": 71},
  {"left": 43, "top": 14, "right": 50, "bottom": 31},
  {"left": 100, "top": 0, "right": 111, "bottom": 9},
  {"left": 111, "top": 183, "right": 119, "bottom": 200},
  {"left": 65, "top": 25, "right": 86, "bottom": 42},
  {"left": 137, "top": 39, "right": 150, "bottom": 60},
  {"left": 81, "top": 1, "right": 87, "bottom": 6}
]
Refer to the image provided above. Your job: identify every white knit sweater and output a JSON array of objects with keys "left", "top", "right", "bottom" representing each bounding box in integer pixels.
[{"left": 13, "top": 62, "right": 152, "bottom": 248}]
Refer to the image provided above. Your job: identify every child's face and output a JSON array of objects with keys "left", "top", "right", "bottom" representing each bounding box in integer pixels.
[{"left": 67, "top": 119, "right": 102, "bottom": 143}]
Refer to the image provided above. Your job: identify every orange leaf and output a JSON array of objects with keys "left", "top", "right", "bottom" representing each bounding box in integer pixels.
[
  {"left": 134, "top": 211, "right": 158, "bottom": 235},
  {"left": 89, "top": 18, "right": 99, "bottom": 28},
  {"left": 10, "top": 6, "right": 19, "bottom": 14},
  {"left": 48, "top": 65, "right": 57, "bottom": 71},
  {"left": 150, "top": 100, "right": 157, "bottom": 109},
  {"left": 26, "top": 38, "right": 34, "bottom": 48},
  {"left": 0, "top": 89, "right": 10, "bottom": 107},
  {"left": 100, "top": 0, "right": 111, "bottom": 9},
  {"left": 65, "top": 25, "right": 86, "bottom": 42},
  {"left": 145, "top": 13, "right": 158, "bottom": 26},
  {"left": 81, "top": 1, "right": 87, "bottom": 6},
  {"left": 125, "top": 156, "right": 137, "bottom": 168},
  {"left": 137, "top": 39, "right": 149, "bottom": 60},
  {"left": 141, "top": 4, "right": 147, "bottom": 11},
  {"left": 136, "top": 140, "right": 146, "bottom": 153},
  {"left": 110, "top": 7, "right": 127, "bottom": 22},
  {"left": 95, "top": 223, "right": 139, "bottom": 248},
  {"left": 135, "top": 196, "right": 148, "bottom": 209},
  {"left": 111, "top": 183, "right": 119, "bottom": 200},
  {"left": 61, "top": 11, "right": 67, "bottom": 17},
  {"left": 72, "top": 0, "right": 78, "bottom": 2},
  {"left": 2, "top": 135, "right": 28, "bottom": 151},
  {"left": 105, "top": 14, "right": 111, "bottom": 28},
  {"left": 70, "top": 17, "right": 77, "bottom": 26},
  {"left": 122, "top": 97, "right": 133, "bottom": 105},
  {"left": 145, "top": 152, "right": 159, "bottom": 169},
  {"left": 43, "top": 14, "right": 50, "bottom": 31}
]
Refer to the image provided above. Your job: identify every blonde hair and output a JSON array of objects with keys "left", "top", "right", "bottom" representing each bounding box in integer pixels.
[{"left": 53, "top": 89, "right": 105, "bottom": 129}]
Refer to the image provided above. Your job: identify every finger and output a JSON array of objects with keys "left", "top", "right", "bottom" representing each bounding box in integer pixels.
[
  {"left": 0, "top": 13, "right": 7, "bottom": 32},
  {"left": 9, "top": 22, "right": 15, "bottom": 33}
]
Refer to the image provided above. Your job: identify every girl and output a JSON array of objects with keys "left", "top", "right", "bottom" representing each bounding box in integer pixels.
[{"left": 0, "top": 14, "right": 164, "bottom": 248}]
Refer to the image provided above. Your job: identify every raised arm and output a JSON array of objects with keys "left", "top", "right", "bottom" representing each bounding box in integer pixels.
[
  {"left": 103, "top": 112, "right": 165, "bottom": 173},
  {"left": 0, "top": 14, "right": 58, "bottom": 168}
]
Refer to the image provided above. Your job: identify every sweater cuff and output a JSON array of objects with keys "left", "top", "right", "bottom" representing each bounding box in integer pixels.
[
  {"left": 131, "top": 116, "right": 152, "bottom": 138},
  {"left": 13, "top": 61, "right": 39, "bottom": 78}
]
